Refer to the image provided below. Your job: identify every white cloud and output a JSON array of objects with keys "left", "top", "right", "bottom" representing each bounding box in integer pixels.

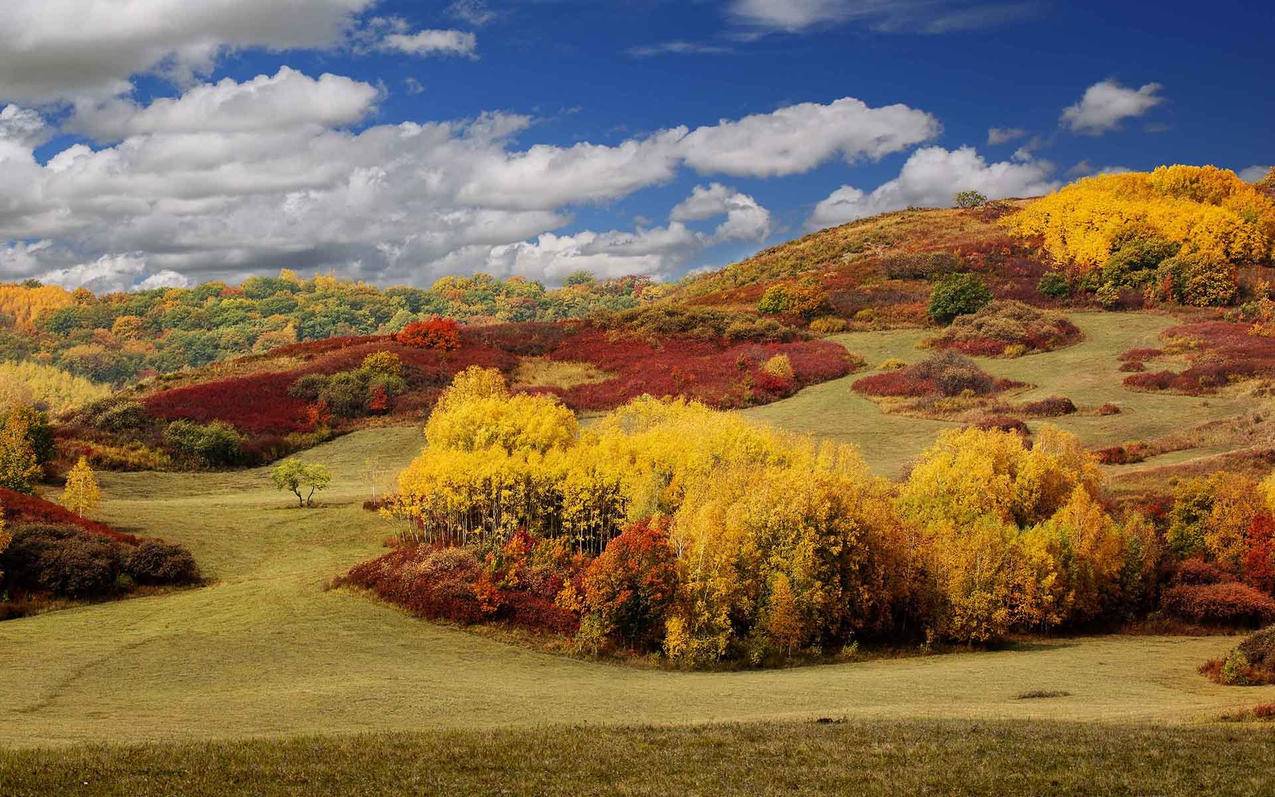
[
  {"left": 486, "top": 185, "right": 771, "bottom": 282},
  {"left": 0, "top": 75, "right": 930, "bottom": 286},
  {"left": 987, "top": 126, "right": 1026, "bottom": 145},
  {"left": 1061, "top": 80, "right": 1164, "bottom": 135},
  {"left": 0, "top": 0, "right": 375, "bottom": 104},
  {"left": 379, "top": 29, "right": 478, "bottom": 58},
  {"left": 70, "top": 68, "right": 379, "bottom": 140},
  {"left": 136, "top": 269, "right": 193, "bottom": 291},
  {"left": 679, "top": 97, "right": 939, "bottom": 177},
  {"left": 671, "top": 183, "right": 772, "bottom": 242},
  {"left": 0, "top": 105, "right": 51, "bottom": 148},
  {"left": 728, "top": 0, "right": 1040, "bottom": 34},
  {"left": 628, "top": 41, "right": 734, "bottom": 57},
  {"left": 807, "top": 146, "right": 1059, "bottom": 230},
  {"left": 1239, "top": 165, "right": 1272, "bottom": 183},
  {"left": 448, "top": 0, "right": 497, "bottom": 27}
]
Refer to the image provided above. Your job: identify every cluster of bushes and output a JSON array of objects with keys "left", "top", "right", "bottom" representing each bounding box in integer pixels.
[
  {"left": 1203, "top": 625, "right": 1275, "bottom": 686},
  {"left": 881, "top": 252, "right": 967, "bottom": 281},
  {"left": 925, "top": 301, "right": 1081, "bottom": 357},
  {"left": 756, "top": 279, "right": 829, "bottom": 319},
  {"left": 394, "top": 318, "right": 461, "bottom": 351},
  {"left": 602, "top": 305, "right": 798, "bottom": 344},
  {"left": 852, "top": 352, "right": 1019, "bottom": 400},
  {"left": 928, "top": 274, "right": 992, "bottom": 324},
  {"left": 0, "top": 271, "right": 667, "bottom": 385},
  {"left": 357, "top": 367, "right": 1271, "bottom": 667},
  {"left": 1123, "top": 322, "right": 1275, "bottom": 394},
  {"left": 288, "top": 352, "right": 407, "bottom": 418},
  {"left": 1016, "top": 166, "right": 1275, "bottom": 308},
  {"left": 1, "top": 518, "right": 197, "bottom": 609}
]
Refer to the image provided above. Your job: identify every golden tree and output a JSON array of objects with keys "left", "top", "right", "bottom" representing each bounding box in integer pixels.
[
  {"left": 62, "top": 456, "right": 102, "bottom": 517},
  {"left": 0, "top": 412, "right": 40, "bottom": 493}
]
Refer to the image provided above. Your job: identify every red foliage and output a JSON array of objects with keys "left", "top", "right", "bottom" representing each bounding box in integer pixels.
[
  {"left": 0, "top": 486, "right": 139, "bottom": 545},
  {"left": 344, "top": 533, "right": 586, "bottom": 637},
  {"left": 1124, "top": 323, "right": 1275, "bottom": 395},
  {"left": 973, "top": 415, "right": 1030, "bottom": 435},
  {"left": 582, "top": 520, "right": 678, "bottom": 650},
  {"left": 143, "top": 371, "right": 315, "bottom": 435},
  {"left": 1019, "top": 396, "right": 1077, "bottom": 417},
  {"left": 1244, "top": 513, "right": 1275, "bottom": 594},
  {"left": 1094, "top": 443, "right": 1150, "bottom": 465},
  {"left": 1160, "top": 581, "right": 1275, "bottom": 627},
  {"left": 853, "top": 370, "right": 936, "bottom": 397},
  {"left": 1173, "top": 558, "right": 1230, "bottom": 586},
  {"left": 396, "top": 317, "right": 462, "bottom": 351}
]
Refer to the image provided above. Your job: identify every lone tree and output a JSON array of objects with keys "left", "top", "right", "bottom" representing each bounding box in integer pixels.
[
  {"left": 0, "top": 413, "right": 40, "bottom": 493},
  {"left": 928, "top": 273, "right": 993, "bottom": 324},
  {"left": 954, "top": 190, "right": 989, "bottom": 209},
  {"left": 62, "top": 456, "right": 102, "bottom": 517},
  {"left": 271, "top": 459, "right": 332, "bottom": 507}
]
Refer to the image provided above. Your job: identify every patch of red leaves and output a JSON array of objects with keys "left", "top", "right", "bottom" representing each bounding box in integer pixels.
[
  {"left": 1123, "top": 322, "right": 1275, "bottom": 394},
  {"left": 0, "top": 487, "right": 139, "bottom": 545},
  {"left": 1161, "top": 581, "right": 1275, "bottom": 627}
]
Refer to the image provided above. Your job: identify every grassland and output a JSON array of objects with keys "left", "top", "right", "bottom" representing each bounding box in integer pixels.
[
  {"left": 746, "top": 311, "right": 1252, "bottom": 477},
  {"left": 4, "top": 719, "right": 1275, "bottom": 796},
  {"left": 2, "top": 310, "right": 1273, "bottom": 793}
]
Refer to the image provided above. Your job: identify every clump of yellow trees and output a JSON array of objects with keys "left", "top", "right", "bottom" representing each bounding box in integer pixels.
[
  {"left": 1010, "top": 165, "right": 1275, "bottom": 269},
  {"left": 391, "top": 367, "right": 1157, "bottom": 665}
]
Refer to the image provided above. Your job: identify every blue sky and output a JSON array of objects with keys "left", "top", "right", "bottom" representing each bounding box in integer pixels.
[{"left": 0, "top": 0, "right": 1270, "bottom": 291}]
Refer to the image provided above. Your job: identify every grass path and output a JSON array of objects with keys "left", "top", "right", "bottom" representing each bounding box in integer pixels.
[
  {"left": 1, "top": 414, "right": 1272, "bottom": 749},
  {"left": 745, "top": 312, "right": 1249, "bottom": 477}
]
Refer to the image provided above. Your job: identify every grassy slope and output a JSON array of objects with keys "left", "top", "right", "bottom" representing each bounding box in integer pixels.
[
  {"left": 745, "top": 311, "right": 1251, "bottom": 478},
  {"left": 3, "top": 720, "right": 1274, "bottom": 796},
  {"left": 2, "top": 408, "right": 1273, "bottom": 751}
]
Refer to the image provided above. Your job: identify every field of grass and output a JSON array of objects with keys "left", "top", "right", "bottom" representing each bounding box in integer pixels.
[
  {"left": 746, "top": 312, "right": 1252, "bottom": 477},
  {"left": 3, "top": 310, "right": 1273, "bottom": 792},
  {"left": 3, "top": 719, "right": 1274, "bottom": 796}
]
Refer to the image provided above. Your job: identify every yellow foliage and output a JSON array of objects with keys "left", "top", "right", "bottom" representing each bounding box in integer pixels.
[
  {"left": 1008, "top": 165, "right": 1275, "bottom": 269},
  {"left": 0, "top": 361, "right": 112, "bottom": 414},
  {"left": 61, "top": 456, "right": 102, "bottom": 518},
  {"left": 761, "top": 354, "right": 794, "bottom": 380},
  {"left": 0, "top": 284, "right": 74, "bottom": 331}
]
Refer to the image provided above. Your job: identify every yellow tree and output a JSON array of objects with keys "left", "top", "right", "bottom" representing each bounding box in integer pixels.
[
  {"left": 0, "top": 413, "right": 40, "bottom": 493},
  {"left": 62, "top": 456, "right": 102, "bottom": 517}
]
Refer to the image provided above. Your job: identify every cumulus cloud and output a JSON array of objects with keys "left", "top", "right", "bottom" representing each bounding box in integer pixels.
[
  {"left": 1061, "top": 80, "right": 1164, "bottom": 135},
  {"left": 679, "top": 97, "right": 939, "bottom": 177},
  {"left": 1240, "top": 165, "right": 1272, "bottom": 183},
  {"left": 671, "top": 184, "right": 772, "bottom": 242},
  {"left": 807, "top": 146, "right": 1059, "bottom": 230},
  {"left": 486, "top": 185, "right": 771, "bottom": 282},
  {"left": 379, "top": 29, "right": 478, "bottom": 58},
  {"left": 728, "top": 0, "right": 1040, "bottom": 34},
  {"left": 448, "top": 0, "right": 498, "bottom": 27},
  {"left": 0, "top": 105, "right": 51, "bottom": 148},
  {"left": 69, "top": 68, "right": 380, "bottom": 140},
  {"left": 0, "top": 76, "right": 925, "bottom": 286},
  {"left": 0, "top": 0, "right": 375, "bottom": 103}
]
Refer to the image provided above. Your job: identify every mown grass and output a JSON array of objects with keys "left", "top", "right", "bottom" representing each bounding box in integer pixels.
[
  {"left": 2, "top": 423, "right": 1272, "bottom": 750},
  {"left": 3, "top": 719, "right": 1274, "bottom": 796},
  {"left": 745, "top": 312, "right": 1251, "bottom": 477}
]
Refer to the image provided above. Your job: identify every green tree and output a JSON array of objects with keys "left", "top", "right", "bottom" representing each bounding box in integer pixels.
[
  {"left": 929, "top": 273, "right": 993, "bottom": 324},
  {"left": 954, "top": 190, "right": 988, "bottom": 209},
  {"left": 271, "top": 459, "right": 332, "bottom": 507}
]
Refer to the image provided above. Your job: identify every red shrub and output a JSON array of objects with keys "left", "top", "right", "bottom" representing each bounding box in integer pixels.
[
  {"left": 854, "top": 370, "right": 936, "bottom": 397},
  {"left": 144, "top": 371, "right": 315, "bottom": 435},
  {"left": 0, "top": 487, "right": 138, "bottom": 545},
  {"left": 1124, "top": 323, "right": 1275, "bottom": 395},
  {"left": 582, "top": 520, "right": 678, "bottom": 650},
  {"left": 396, "top": 318, "right": 461, "bottom": 351},
  {"left": 1160, "top": 582, "right": 1275, "bottom": 626},
  {"left": 1094, "top": 443, "right": 1150, "bottom": 465},
  {"left": 1173, "top": 558, "right": 1230, "bottom": 586},
  {"left": 973, "top": 415, "right": 1030, "bottom": 435},
  {"left": 1019, "top": 396, "right": 1077, "bottom": 417}
]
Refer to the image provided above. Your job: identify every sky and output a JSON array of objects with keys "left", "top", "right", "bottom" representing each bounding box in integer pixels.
[{"left": 0, "top": 0, "right": 1270, "bottom": 293}]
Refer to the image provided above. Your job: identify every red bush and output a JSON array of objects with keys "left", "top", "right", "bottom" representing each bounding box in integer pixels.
[
  {"left": 1244, "top": 513, "right": 1275, "bottom": 594},
  {"left": 1123, "top": 323, "right": 1275, "bottom": 395},
  {"left": 144, "top": 371, "right": 315, "bottom": 435},
  {"left": 0, "top": 487, "right": 138, "bottom": 545},
  {"left": 1160, "top": 582, "right": 1275, "bottom": 626},
  {"left": 582, "top": 520, "right": 678, "bottom": 650},
  {"left": 1019, "top": 396, "right": 1077, "bottom": 417},
  {"left": 395, "top": 318, "right": 461, "bottom": 351},
  {"left": 973, "top": 415, "right": 1030, "bottom": 435}
]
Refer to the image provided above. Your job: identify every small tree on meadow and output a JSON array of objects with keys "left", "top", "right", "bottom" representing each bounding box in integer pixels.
[
  {"left": 928, "top": 273, "right": 993, "bottom": 324},
  {"left": 0, "top": 412, "right": 40, "bottom": 493},
  {"left": 61, "top": 456, "right": 102, "bottom": 518},
  {"left": 954, "top": 190, "right": 989, "bottom": 209},
  {"left": 271, "top": 459, "right": 332, "bottom": 507}
]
